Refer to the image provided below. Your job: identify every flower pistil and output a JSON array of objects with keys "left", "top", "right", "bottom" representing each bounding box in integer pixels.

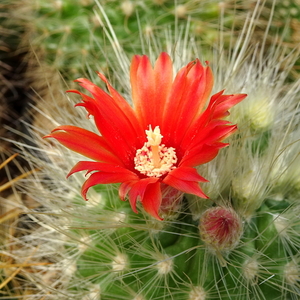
[{"left": 134, "top": 126, "right": 177, "bottom": 177}]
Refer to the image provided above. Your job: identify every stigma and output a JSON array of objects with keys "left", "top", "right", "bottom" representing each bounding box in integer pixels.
[{"left": 134, "top": 126, "right": 177, "bottom": 177}]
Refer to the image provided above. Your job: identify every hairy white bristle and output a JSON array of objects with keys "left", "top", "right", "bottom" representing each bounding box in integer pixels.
[
  {"left": 121, "top": 0, "right": 135, "bottom": 17},
  {"left": 284, "top": 260, "right": 300, "bottom": 285},
  {"left": 82, "top": 284, "right": 101, "bottom": 300},
  {"left": 174, "top": 4, "right": 187, "bottom": 18},
  {"left": 156, "top": 254, "right": 173, "bottom": 275},
  {"left": 133, "top": 295, "right": 145, "bottom": 300},
  {"left": 243, "top": 258, "right": 259, "bottom": 282},
  {"left": 112, "top": 253, "right": 128, "bottom": 272},
  {"left": 188, "top": 286, "right": 207, "bottom": 300}
]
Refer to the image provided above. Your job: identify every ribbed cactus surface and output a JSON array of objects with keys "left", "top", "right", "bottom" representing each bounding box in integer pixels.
[{"left": 70, "top": 169, "right": 300, "bottom": 299}]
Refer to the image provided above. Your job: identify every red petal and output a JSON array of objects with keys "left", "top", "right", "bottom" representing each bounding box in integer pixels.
[
  {"left": 130, "top": 52, "right": 173, "bottom": 128},
  {"left": 163, "top": 172, "right": 208, "bottom": 199},
  {"left": 180, "top": 118, "right": 237, "bottom": 156},
  {"left": 130, "top": 55, "right": 153, "bottom": 128},
  {"left": 97, "top": 72, "right": 144, "bottom": 145},
  {"left": 167, "top": 167, "right": 208, "bottom": 182},
  {"left": 70, "top": 81, "right": 140, "bottom": 166},
  {"left": 179, "top": 91, "right": 246, "bottom": 154},
  {"left": 179, "top": 93, "right": 225, "bottom": 149},
  {"left": 130, "top": 55, "right": 143, "bottom": 122},
  {"left": 152, "top": 53, "right": 173, "bottom": 125},
  {"left": 67, "top": 161, "right": 137, "bottom": 178},
  {"left": 176, "top": 61, "right": 213, "bottom": 125},
  {"left": 97, "top": 73, "right": 145, "bottom": 144},
  {"left": 119, "top": 181, "right": 137, "bottom": 202},
  {"left": 211, "top": 93, "right": 247, "bottom": 119},
  {"left": 45, "top": 126, "right": 122, "bottom": 165},
  {"left": 190, "top": 124, "right": 237, "bottom": 152},
  {"left": 162, "top": 60, "right": 213, "bottom": 146},
  {"left": 161, "top": 65, "right": 188, "bottom": 144},
  {"left": 179, "top": 143, "right": 225, "bottom": 167},
  {"left": 141, "top": 181, "right": 163, "bottom": 220},
  {"left": 128, "top": 177, "right": 160, "bottom": 214},
  {"left": 81, "top": 171, "right": 138, "bottom": 201}
]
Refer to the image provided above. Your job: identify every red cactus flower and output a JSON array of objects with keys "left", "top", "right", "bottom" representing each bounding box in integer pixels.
[{"left": 45, "top": 52, "right": 246, "bottom": 220}]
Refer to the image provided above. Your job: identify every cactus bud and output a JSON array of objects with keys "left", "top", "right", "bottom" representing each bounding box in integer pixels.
[{"left": 199, "top": 206, "right": 243, "bottom": 254}]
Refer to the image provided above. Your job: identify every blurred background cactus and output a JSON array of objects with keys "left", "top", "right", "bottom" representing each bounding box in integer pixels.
[{"left": 1, "top": 0, "right": 300, "bottom": 299}]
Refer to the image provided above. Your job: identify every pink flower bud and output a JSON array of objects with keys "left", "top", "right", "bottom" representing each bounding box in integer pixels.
[{"left": 199, "top": 206, "right": 243, "bottom": 253}]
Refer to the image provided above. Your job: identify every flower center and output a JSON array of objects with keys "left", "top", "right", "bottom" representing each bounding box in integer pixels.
[{"left": 134, "top": 126, "right": 177, "bottom": 177}]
